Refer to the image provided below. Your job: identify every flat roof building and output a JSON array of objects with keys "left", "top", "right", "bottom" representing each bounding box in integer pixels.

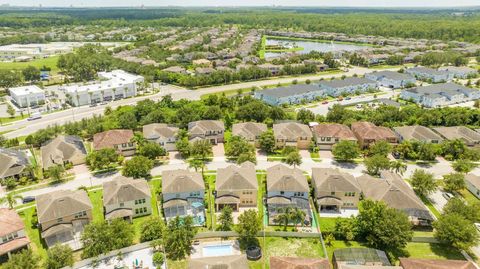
[{"left": 9, "top": 85, "right": 46, "bottom": 108}]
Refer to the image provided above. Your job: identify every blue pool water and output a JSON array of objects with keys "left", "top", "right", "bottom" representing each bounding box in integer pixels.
[{"left": 202, "top": 244, "right": 234, "bottom": 257}]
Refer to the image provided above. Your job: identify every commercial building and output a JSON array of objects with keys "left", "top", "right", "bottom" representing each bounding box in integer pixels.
[
  {"left": 365, "top": 71, "right": 416, "bottom": 88},
  {"left": 9, "top": 85, "right": 46, "bottom": 108},
  {"left": 400, "top": 83, "right": 480, "bottom": 108},
  {"left": 318, "top": 77, "right": 378, "bottom": 97},
  {"left": 62, "top": 70, "right": 144, "bottom": 107}
]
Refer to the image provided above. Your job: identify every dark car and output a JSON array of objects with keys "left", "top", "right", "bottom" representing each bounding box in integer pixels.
[{"left": 22, "top": 196, "right": 35, "bottom": 204}]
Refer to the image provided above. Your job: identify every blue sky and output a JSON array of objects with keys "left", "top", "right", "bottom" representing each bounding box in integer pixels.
[{"left": 1, "top": 0, "right": 479, "bottom": 7}]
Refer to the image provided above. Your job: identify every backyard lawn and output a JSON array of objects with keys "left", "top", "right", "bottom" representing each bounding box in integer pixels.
[
  {"left": 204, "top": 175, "right": 216, "bottom": 230},
  {"left": 17, "top": 207, "right": 48, "bottom": 260},
  {"left": 249, "top": 237, "right": 326, "bottom": 269},
  {"left": 318, "top": 217, "right": 337, "bottom": 233},
  {"left": 87, "top": 189, "right": 104, "bottom": 222}
]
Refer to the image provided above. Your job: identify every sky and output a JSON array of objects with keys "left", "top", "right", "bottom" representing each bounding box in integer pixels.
[{"left": 0, "top": 0, "right": 479, "bottom": 7}]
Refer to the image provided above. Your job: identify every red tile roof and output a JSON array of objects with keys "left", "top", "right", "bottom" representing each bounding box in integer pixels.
[
  {"left": 0, "top": 208, "right": 25, "bottom": 237},
  {"left": 93, "top": 129, "right": 134, "bottom": 150}
]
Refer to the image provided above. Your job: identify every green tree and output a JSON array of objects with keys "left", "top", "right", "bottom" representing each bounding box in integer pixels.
[
  {"left": 441, "top": 139, "right": 467, "bottom": 160},
  {"left": 452, "top": 159, "right": 478, "bottom": 173},
  {"left": 434, "top": 213, "right": 479, "bottom": 251},
  {"left": 356, "top": 200, "right": 413, "bottom": 251},
  {"left": 332, "top": 140, "right": 360, "bottom": 162},
  {"left": 364, "top": 154, "right": 391, "bottom": 176},
  {"left": 273, "top": 207, "right": 292, "bottom": 231},
  {"left": 217, "top": 205, "right": 234, "bottom": 231},
  {"left": 443, "top": 198, "right": 480, "bottom": 223},
  {"left": 164, "top": 216, "right": 196, "bottom": 260},
  {"left": 0, "top": 193, "right": 22, "bottom": 209},
  {"left": 46, "top": 164, "right": 65, "bottom": 182},
  {"left": 410, "top": 169, "right": 437, "bottom": 197},
  {"left": 2, "top": 249, "right": 39, "bottom": 269},
  {"left": 284, "top": 151, "right": 302, "bottom": 167},
  {"left": 152, "top": 252, "right": 165, "bottom": 269},
  {"left": 6, "top": 104, "right": 15, "bottom": 118},
  {"left": 296, "top": 109, "right": 315, "bottom": 124},
  {"left": 122, "top": 156, "right": 154, "bottom": 178},
  {"left": 0, "top": 69, "right": 23, "bottom": 88},
  {"left": 86, "top": 148, "right": 121, "bottom": 170},
  {"left": 138, "top": 141, "right": 166, "bottom": 160},
  {"left": 368, "top": 140, "right": 392, "bottom": 157},
  {"left": 140, "top": 216, "right": 165, "bottom": 242},
  {"left": 390, "top": 160, "right": 407, "bottom": 176},
  {"left": 443, "top": 173, "right": 466, "bottom": 193},
  {"left": 45, "top": 244, "right": 74, "bottom": 269},
  {"left": 22, "top": 66, "right": 41, "bottom": 82},
  {"left": 175, "top": 137, "right": 191, "bottom": 158},
  {"left": 190, "top": 139, "right": 212, "bottom": 162},
  {"left": 290, "top": 207, "right": 306, "bottom": 227},
  {"left": 225, "top": 135, "right": 256, "bottom": 164},
  {"left": 188, "top": 158, "right": 205, "bottom": 173},
  {"left": 236, "top": 209, "right": 262, "bottom": 248},
  {"left": 334, "top": 217, "right": 357, "bottom": 241},
  {"left": 259, "top": 130, "right": 276, "bottom": 154}
]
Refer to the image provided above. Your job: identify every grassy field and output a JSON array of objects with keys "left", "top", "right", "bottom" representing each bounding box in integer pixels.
[
  {"left": 0, "top": 56, "right": 60, "bottom": 73},
  {"left": 249, "top": 237, "right": 326, "bottom": 269},
  {"left": 459, "top": 188, "right": 479, "bottom": 205}
]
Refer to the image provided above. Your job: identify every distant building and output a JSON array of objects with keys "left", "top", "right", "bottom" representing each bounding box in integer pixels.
[
  {"left": 143, "top": 123, "right": 179, "bottom": 151},
  {"left": 365, "top": 71, "right": 416, "bottom": 88},
  {"left": 254, "top": 84, "right": 325, "bottom": 106},
  {"left": 9, "top": 85, "right": 45, "bottom": 108},
  {"left": 393, "top": 125, "right": 444, "bottom": 144},
  {"left": 0, "top": 42, "right": 75, "bottom": 61},
  {"left": 400, "top": 83, "right": 480, "bottom": 108},
  {"left": 312, "top": 123, "right": 357, "bottom": 150},
  {"left": 62, "top": 70, "right": 144, "bottom": 107},
  {"left": 433, "top": 126, "right": 480, "bottom": 147},
  {"left": 93, "top": 129, "right": 135, "bottom": 156},
  {"left": 273, "top": 122, "right": 313, "bottom": 149},
  {"left": 162, "top": 66, "right": 187, "bottom": 74},
  {"left": 258, "top": 63, "right": 282, "bottom": 75},
  {"left": 318, "top": 77, "right": 378, "bottom": 97},
  {"left": 0, "top": 209, "right": 30, "bottom": 262},
  {"left": 406, "top": 67, "right": 453, "bottom": 83},
  {"left": 438, "top": 66, "right": 477, "bottom": 79}
]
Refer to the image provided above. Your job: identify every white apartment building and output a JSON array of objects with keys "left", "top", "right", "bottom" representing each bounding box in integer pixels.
[
  {"left": 0, "top": 43, "right": 74, "bottom": 61},
  {"left": 62, "top": 70, "right": 144, "bottom": 107},
  {"left": 9, "top": 85, "right": 46, "bottom": 108}
]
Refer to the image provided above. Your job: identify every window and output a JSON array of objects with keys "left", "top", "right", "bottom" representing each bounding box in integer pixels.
[
  {"left": 122, "top": 143, "right": 127, "bottom": 147},
  {"left": 75, "top": 211, "right": 87, "bottom": 218},
  {"left": 120, "top": 202, "right": 124, "bottom": 207},
  {"left": 57, "top": 218, "right": 63, "bottom": 223},
  {"left": 331, "top": 192, "right": 335, "bottom": 195}
]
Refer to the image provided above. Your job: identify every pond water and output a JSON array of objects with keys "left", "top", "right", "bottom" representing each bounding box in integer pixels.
[{"left": 264, "top": 38, "right": 368, "bottom": 58}]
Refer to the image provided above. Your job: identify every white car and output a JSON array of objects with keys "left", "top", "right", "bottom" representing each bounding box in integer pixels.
[{"left": 442, "top": 192, "right": 454, "bottom": 200}]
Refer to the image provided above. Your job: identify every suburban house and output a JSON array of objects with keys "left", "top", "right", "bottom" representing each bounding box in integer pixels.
[
  {"left": 102, "top": 175, "right": 152, "bottom": 222},
  {"left": 188, "top": 120, "right": 225, "bottom": 144},
  {"left": 393, "top": 125, "right": 444, "bottom": 144},
  {"left": 143, "top": 123, "right": 179, "bottom": 151},
  {"left": 433, "top": 126, "right": 480, "bottom": 147},
  {"left": 254, "top": 84, "right": 325, "bottom": 106},
  {"left": 438, "top": 66, "right": 478, "bottom": 79},
  {"left": 333, "top": 248, "right": 401, "bottom": 269},
  {"left": 399, "top": 258, "right": 476, "bottom": 269},
  {"left": 215, "top": 162, "right": 258, "bottom": 212},
  {"left": 0, "top": 209, "right": 30, "bottom": 262},
  {"left": 311, "top": 123, "right": 357, "bottom": 150},
  {"left": 36, "top": 189, "right": 93, "bottom": 250},
  {"left": 0, "top": 148, "right": 30, "bottom": 180},
  {"left": 189, "top": 254, "right": 249, "bottom": 269},
  {"left": 270, "top": 257, "right": 330, "bottom": 269},
  {"left": 93, "top": 129, "right": 136, "bottom": 156},
  {"left": 258, "top": 63, "right": 282, "bottom": 75},
  {"left": 406, "top": 67, "right": 453, "bottom": 83},
  {"left": 365, "top": 71, "right": 416, "bottom": 88},
  {"left": 357, "top": 171, "right": 433, "bottom": 226},
  {"left": 162, "top": 169, "right": 205, "bottom": 226},
  {"left": 400, "top": 83, "right": 480, "bottom": 108},
  {"left": 465, "top": 174, "right": 480, "bottom": 199},
  {"left": 351, "top": 122, "right": 398, "bottom": 148},
  {"left": 9, "top": 85, "right": 46, "bottom": 108},
  {"left": 317, "top": 77, "right": 378, "bottom": 97},
  {"left": 40, "top": 135, "right": 87, "bottom": 170},
  {"left": 312, "top": 168, "right": 361, "bottom": 213},
  {"left": 266, "top": 164, "right": 311, "bottom": 226},
  {"left": 232, "top": 122, "right": 268, "bottom": 147},
  {"left": 273, "top": 122, "right": 313, "bottom": 149}
]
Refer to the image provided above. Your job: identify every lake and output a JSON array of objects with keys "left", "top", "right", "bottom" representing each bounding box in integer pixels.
[{"left": 264, "top": 38, "right": 368, "bottom": 58}]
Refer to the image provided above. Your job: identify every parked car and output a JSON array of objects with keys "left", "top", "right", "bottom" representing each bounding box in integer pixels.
[
  {"left": 22, "top": 196, "right": 35, "bottom": 204},
  {"left": 27, "top": 112, "right": 42, "bottom": 121},
  {"left": 345, "top": 97, "right": 352, "bottom": 100},
  {"left": 322, "top": 101, "right": 328, "bottom": 104},
  {"left": 442, "top": 192, "right": 454, "bottom": 200}
]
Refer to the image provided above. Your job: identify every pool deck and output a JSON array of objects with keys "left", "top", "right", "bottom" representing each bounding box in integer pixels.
[{"left": 190, "top": 240, "right": 241, "bottom": 259}]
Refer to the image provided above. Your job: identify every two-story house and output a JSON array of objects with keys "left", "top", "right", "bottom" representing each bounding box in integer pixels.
[
  {"left": 312, "top": 168, "right": 361, "bottom": 213},
  {"left": 465, "top": 174, "right": 480, "bottom": 199},
  {"left": 273, "top": 122, "right": 313, "bottom": 149},
  {"left": 103, "top": 175, "right": 152, "bottom": 222},
  {"left": 143, "top": 123, "right": 179, "bottom": 151},
  {"left": 311, "top": 123, "right": 357, "bottom": 150},
  {"left": 0, "top": 209, "right": 30, "bottom": 262},
  {"left": 37, "top": 189, "right": 93, "bottom": 250},
  {"left": 232, "top": 122, "right": 268, "bottom": 147},
  {"left": 162, "top": 169, "right": 206, "bottom": 226},
  {"left": 40, "top": 135, "right": 87, "bottom": 170},
  {"left": 93, "top": 129, "right": 136, "bottom": 156},
  {"left": 351, "top": 122, "right": 398, "bottom": 149},
  {"left": 0, "top": 148, "right": 31, "bottom": 180},
  {"left": 266, "top": 164, "right": 311, "bottom": 226},
  {"left": 188, "top": 120, "right": 225, "bottom": 145},
  {"left": 215, "top": 161, "right": 258, "bottom": 212},
  {"left": 433, "top": 126, "right": 480, "bottom": 147},
  {"left": 393, "top": 125, "right": 444, "bottom": 144}
]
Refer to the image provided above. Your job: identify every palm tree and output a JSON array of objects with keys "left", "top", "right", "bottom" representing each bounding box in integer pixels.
[
  {"left": 131, "top": 132, "right": 147, "bottom": 146},
  {"left": 274, "top": 207, "right": 293, "bottom": 231},
  {"left": 290, "top": 207, "right": 306, "bottom": 228},
  {"left": 188, "top": 158, "right": 205, "bottom": 173},
  {"left": 0, "top": 193, "right": 23, "bottom": 209},
  {"left": 390, "top": 160, "right": 407, "bottom": 175}
]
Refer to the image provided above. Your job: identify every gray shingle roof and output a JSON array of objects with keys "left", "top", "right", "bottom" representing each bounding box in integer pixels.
[
  {"left": 258, "top": 84, "right": 323, "bottom": 99},
  {"left": 267, "top": 164, "right": 309, "bottom": 193},
  {"left": 368, "top": 70, "right": 415, "bottom": 81},
  {"left": 162, "top": 169, "right": 204, "bottom": 194},
  {"left": 143, "top": 123, "right": 179, "bottom": 140},
  {"left": 405, "top": 82, "right": 477, "bottom": 98},
  {"left": 36, "top": 189, "right": 92, "bottom": 224},
  {"left": 273, "top": 122, "right": 313, "bottom": 140},
  {"left": 433, "top": 126, "right": 480, "bottom": 144},
  {"left": 312, "top": 168, "right": 360, "bottom": 193},
  {"left": 232, "top": 122, "right": 267, "bottom": 141},
  {"left": 318, "top": 77, "right": 376, "bottom": 89},
  {"left": 393, "top": 125, "right": 444, "bottom": 142},
  {"left": 0, "top": 148, "right": 29, "bottom": 178},
  {"left": 103, "top": 175, "right": 151, "bottom": 205},
  {"left": 216, "top": 162, "right": 258, "bottom": 191},
  {"left": 41, "top": 135, "right": 87, "bottom": 169}
]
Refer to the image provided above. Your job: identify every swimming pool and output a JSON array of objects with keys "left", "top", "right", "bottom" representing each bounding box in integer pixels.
[{"left": 202, "top": 244, "right": 234, "bottom": 257}]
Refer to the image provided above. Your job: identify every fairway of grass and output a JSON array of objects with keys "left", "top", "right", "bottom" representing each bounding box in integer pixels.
[
  {"left": 0, "top": 56, "right": 60, "bottom": 73},
  {"left": 249, "top": 237, "right": 326, "bottom": 269}
]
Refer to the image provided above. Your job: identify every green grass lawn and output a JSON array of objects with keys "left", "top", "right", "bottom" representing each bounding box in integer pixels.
[
  {"left": 204, "top": 175, "right": 216, "bottom": 230},
  {"left": 0, "top": 56, "right": 60, "bottom": 73},
  {"left": 257, "top": 174, "right": 266, "bottom": 215},
  {"left": 17, "top": 207, "right": 48, "bottom": 260},
  {"left": 418, "top": 194, "right": 441, "bottom": 219},
  {"left": 318, "top": 217, "right": 337, "bottom": 233},
  {"left": 249, "top": 237, "right": 326, "bottom": 269},
  {"left": 459, "top": 188, "right": 479, "bottom": 205},
  {"left": 166, "top": 259, "right": 187, "bottom": 269},
  {"left": 87, "top": 189, "right": 104, "bottom": 222}
]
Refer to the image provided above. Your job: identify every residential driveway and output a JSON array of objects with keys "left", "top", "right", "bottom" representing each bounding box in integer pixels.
[
  {"left": 168, "top": 151, "right": 185, "bottom": 165},
  {"left": 299, "top": 149, "right": 314, "bottom": 163},
  {"left": 319, "top": 150, "right": 333, "bottom": 159},
  {"left": 256, "top": 149, "right": 267, "bottom": 162},
  {"left": 212, "top": 143, "right": 225, "bottom": 157}
]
